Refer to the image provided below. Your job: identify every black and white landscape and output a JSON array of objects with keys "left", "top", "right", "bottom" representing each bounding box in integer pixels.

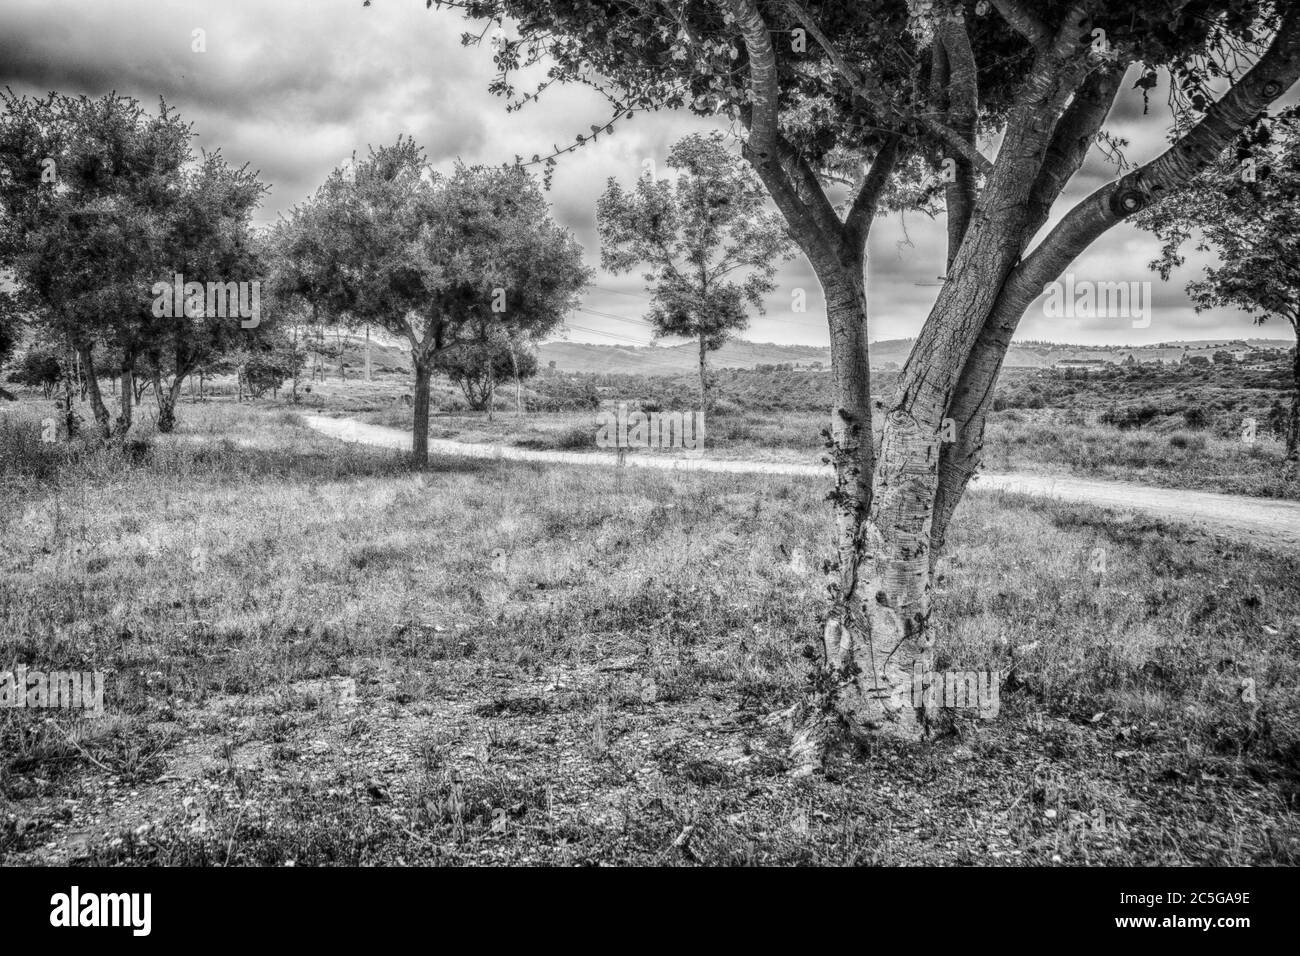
[{"left": 0, "top": 0, "right": 1298, "bottom": 890}]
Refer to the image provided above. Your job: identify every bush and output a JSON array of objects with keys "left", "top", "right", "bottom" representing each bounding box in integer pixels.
[{"left": 1168, "top": 431, "right": 1206, "bottom": 452}]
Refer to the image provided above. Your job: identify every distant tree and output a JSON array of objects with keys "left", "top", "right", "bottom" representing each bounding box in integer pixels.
[
  {"left": 1139, "top": 114, "right": 1300, "bottom": 460},
  {"left": 0, "top": 290, "right": 19, "bottom": 371},
  {"left": 597, "top": 132, "right": 792, "bottom": 412},
  {"left": 276, "top": 143, "right": 586, "bottom": 465},
  {"left": 438, "top": 340, "right": 538, "bottom": 411},
  {"left": 139, "top": 151, "right": 268, "bottom": 432},
  {"left": 230, "top": 331, "right": 305, "bottom": 401},
  {"left": 9, "top": 342, "right": 63, "bottom": 397}
]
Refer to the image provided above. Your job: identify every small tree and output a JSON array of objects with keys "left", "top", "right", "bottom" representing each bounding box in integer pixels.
[
  {"left": 140, "top": 150, "right": 269, "bottom": 432},
  {"left": 1138, "top": 114, "right": 1300, "bottom": 460},
  {"left": 277, "top": 144, "right": 587, "bottom": 464},
  {"left": 437, "top": 340, "right": 538, "bottom": 410},
  {"left": 10, "top": 342, "right": 63, "bottom": 397},
  {"left": 597, "top": 132, "right": 791, "bottom": 412}
]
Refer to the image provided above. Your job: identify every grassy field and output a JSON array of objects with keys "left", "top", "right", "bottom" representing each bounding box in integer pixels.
[{"left": 1, "top": 398, "right": 1298, "bottom": 865}]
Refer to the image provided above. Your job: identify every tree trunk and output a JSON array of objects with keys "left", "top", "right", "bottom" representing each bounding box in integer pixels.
[
  {"left": 78, "top": 346, "right": 113, "bottom": 439},
  {"left": 154, "top": 368, "right": 185, "bottom": 434},
  {"left": 508, "top": 338, "right": 523, "bottom": 419},
  {"left": 61, "top": 350, "right": 78, "bottom": 440},
  {"left": 115, "top": 365, "right": 134, "bottom": 436},
  {"left": 1288, "top": 331, "right": 1299, "bottom": 461},
  {"left": 412, "top": 358, "right": 432, "bottom": 467},
  {"left": 789, "top": 265, "right": 880, "bottom": 770},
  {"left": 74, "top": 350, "right": 86, "bottom": 400},
  {"left": 291, "top": 324, "right": 301, "bottom": 403},
  {"left": 698, "top": 335, "right": 709, "bottom": 414},
  {"left": 365, "top": 325, "right": 372, "bottom": 383}
]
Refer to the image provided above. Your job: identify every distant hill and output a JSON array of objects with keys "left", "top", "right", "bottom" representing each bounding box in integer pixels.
[
  {"left": 289, "top": 326, "right": 1293, "bottom": 376},
  {"left": 536, "top": 339, "right": 836, "bottom": 374},
  {"left": 535, "top": 337, "right": 1293, "bottom": 374}
]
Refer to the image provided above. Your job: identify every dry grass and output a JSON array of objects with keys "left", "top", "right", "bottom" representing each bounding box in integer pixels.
[{"left": 0, "top": 398, "right": 1297, "bottom": 865}]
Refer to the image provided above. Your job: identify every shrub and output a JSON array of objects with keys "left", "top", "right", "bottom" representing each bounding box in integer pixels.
[{"left": 1168, "top": 431, "right": 1206, "bottom": 452}]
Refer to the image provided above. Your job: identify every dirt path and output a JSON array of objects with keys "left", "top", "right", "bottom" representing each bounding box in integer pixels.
[{"left": 302, "top": 414, "right": 1300, "bottom": 552}]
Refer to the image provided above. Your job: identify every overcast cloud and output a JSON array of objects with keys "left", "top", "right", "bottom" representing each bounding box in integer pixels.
[{"left": 1, "top": 0, "right": 1287, "bottom": 347}]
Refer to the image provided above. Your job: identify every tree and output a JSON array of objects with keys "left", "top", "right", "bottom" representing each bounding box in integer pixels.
[
  {"left": 0, "top": 290, "right": 19, "bottom": 372},
  {"left": 140, "top": 151, "right": 269, "bottom": 432},
  {"left": 9, "top": 342, "right": 63, "bottom": 398},
  {"left": 597, "top": 131, "right": 792, "bottom": 411},
  {"left": 276, "top": 142, "right": 587, "bottom": 465},
  {"left": 438, "top": 339, "right": 539, "bottom": 410},
  {"left": 0, "top": 91, "right": 193, "bottom": 438},
  {"left": 1137, "top": 113, "right": 1300, "bottom": 459},
  {"left": 0, "top": 92, "right": 267, "bottom": 436},
  {"left": 227, "top": 330, "right": 306, "bottom": 401},
  {"left": 419, "top": 0, "right": 1300, "bottom": 765}
]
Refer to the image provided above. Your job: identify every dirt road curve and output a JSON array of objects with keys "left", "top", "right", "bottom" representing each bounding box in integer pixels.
[{"left": 303, "top": 414, "right": 1300, "bottom": 551}]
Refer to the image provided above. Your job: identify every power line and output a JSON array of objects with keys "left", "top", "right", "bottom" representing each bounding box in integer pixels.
[
  {"left": 574, "top": 307, "right": 655, "bottom": 328},
  {"left": 592, "top": 286, "right": 653, "bottom": 301}
]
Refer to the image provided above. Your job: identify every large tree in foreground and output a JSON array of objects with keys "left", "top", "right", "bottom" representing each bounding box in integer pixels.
[
  {"left": 597, "top": 131, "right": 793, "bottom": 412},
  {"left": 1137, "top": 111, "right": 1300, "bottom": 460},
  {"left": 423, "top": 0, "right": 1300, "bottom": 767}
]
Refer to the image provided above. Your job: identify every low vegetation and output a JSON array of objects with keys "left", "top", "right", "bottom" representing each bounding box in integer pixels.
[{"left": 1, "top": 401, "right": 1296, "bottom": 865}]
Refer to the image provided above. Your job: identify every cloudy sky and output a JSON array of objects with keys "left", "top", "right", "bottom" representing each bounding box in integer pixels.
[{"left": 1, "top": 0, "right": 1290, "bottom": 348}]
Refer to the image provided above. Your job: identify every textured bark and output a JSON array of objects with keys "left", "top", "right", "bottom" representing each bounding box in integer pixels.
[
  {"left": 61, "top": 350, "right": 78, "bottom": 440},
  {"left": 934, "top": 11, "right": 979, "bottom": 265},
  {"left": 509, "top": 338, "right": 524, "bottom": 419},
  {"left": 789, "top": 261, "right": 876, "bottom": 768},
  {"left": 697, "top": 334, "right": 709, "bottom": 414},
  {"left": 79, "top": 346, "right": 113, "bottom": 439},
  {"left": 1289, "top": 329, "right": 1299, "bottom": 461},
  {"left": 153, "top": 367, "right": 186, "bottom": 434},
  {"left": 412, "top": 358, "right": 432, "bottom": 467},
  {"left": 115, "top": 365, "right": 133, "bottom": 436}
]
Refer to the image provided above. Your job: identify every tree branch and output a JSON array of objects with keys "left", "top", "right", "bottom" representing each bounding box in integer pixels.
[
  {"left": 989, "top": 0, "right": 1051, "bottom": 50},
  {"left": 1015, "top": 4, "right": 1300, "bottom": 305},
  {"left": 845, "top": 133, "right": 901, "bottom": 245},
  {"left": 935, "top": 9, "right": 980, "bottom": 265},
  {"left": 784, "top": 0, "right": 993, "bottom": 176},
  {"left": 721, "top": 0, "right": 846, "bottom": 268}
]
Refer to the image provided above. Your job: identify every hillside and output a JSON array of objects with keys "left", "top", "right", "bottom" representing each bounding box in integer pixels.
[
  {"left": 280, "top": 327, "right": 1293, "bottom": 377},
  {"left": 532, "top": 337, "right": 1294, "bottom": 374}
]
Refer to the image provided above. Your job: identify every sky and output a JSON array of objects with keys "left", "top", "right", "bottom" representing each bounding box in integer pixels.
[{"left": 1, "top": 0, "right": 1291, "bottom": 348}]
